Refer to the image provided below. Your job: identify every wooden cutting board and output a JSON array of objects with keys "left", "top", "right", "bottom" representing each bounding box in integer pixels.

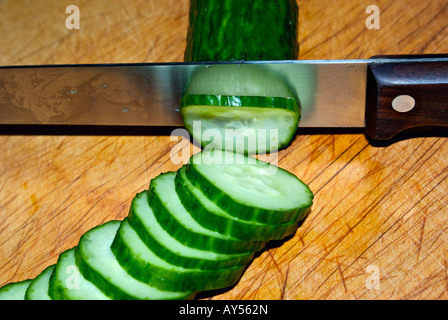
[{"left": 0, "top": 0, "right": 447, "bottom": 300}]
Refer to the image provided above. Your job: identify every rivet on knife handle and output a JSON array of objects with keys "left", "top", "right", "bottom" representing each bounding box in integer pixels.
[{"left": 365, "top": 54, "right": 448, "bottom": 140}]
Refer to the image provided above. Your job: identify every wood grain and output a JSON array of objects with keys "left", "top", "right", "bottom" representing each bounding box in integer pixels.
[{"left": 0, "top": 0, "right": 447, "bottom": 300}]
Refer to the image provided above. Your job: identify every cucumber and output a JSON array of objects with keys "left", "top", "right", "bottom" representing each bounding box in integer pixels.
[
  {"left": 175, "top": 165, "right": 299, "bottom": 242},
  {"left": 127, "top": 190, "right": 254, "bottom": 270},
  {"left": 49, "top": 248, "right": 110, "bottom": 300},
  {"left": 24, "top": 265, "right": 54, "bottom": 300},
  {"left": 180, "top": 64, "right": 300, "bottom": 154},
  {"left": 0, "top": 279, "right": 32, "bottom": 300},
  {"left": 75, "top": 220, "right": 195, "bottom": 300},
  {"left": 148, "top": 171, "right": 262, "bottom": 254},
  {"left": 186, "top": 149, "right": 313, "bottom": 225},
  {"left": 111, "top": 218, "right": 246, "bottom": 292},
  {"left": 182, "top": 0, "right": 300, "bottom": 154},
  {"left": 184, "top": 0, "right": 299, "bottom": 62}
]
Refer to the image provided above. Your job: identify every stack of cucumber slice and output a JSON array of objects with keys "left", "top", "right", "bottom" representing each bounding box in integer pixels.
[{"left": 0, "top": 149, "right": 313, "bottom": 300}]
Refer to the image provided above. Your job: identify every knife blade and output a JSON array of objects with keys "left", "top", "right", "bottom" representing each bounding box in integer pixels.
[{"left": 0, "top": 55, "right": 447, "bottom": 140}]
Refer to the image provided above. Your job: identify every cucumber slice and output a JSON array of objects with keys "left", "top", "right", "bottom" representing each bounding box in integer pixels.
[
  {"left": 175, "top": 166, "right": 300, "bottom": 242},
  {"left": 0, "top": 279, "right": 32, "bottom": 300},
  {"left": 76, "top": 220, "right": 195, "bottom": 300},
  {"left": 49, "top": 248, "right": 110, "bottom": 300},
  {"left": 24, "top": 265, "right": 54, "bottom": 300},
  {"left": 181, "top": 105, "right": 298, "bottom": 155},
  {"left": 186, "top": 149, "right": 313, "bottom": 225},
  {"left": 180, "top": 64, "right": 300, "bottom": 154},
  {"left": 148, "top": 171, "right": 261, "bottom": 254},
  {"left": 112, "top": 218, "right": 246, "bottom": 292},
  {"left": 128, "top": 191, "right": 254, "bottom": 270}
]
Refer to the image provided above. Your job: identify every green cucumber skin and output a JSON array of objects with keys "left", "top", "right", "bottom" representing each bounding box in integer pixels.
[
  {"left": 127, "top": 193, "right": 254, "bottom": 270},
  {"left": 111, "top": 220, "right": 245, "bottom": 292},
  {"left": 174, "top": 166, "right": 300, "bottom": 242},
  {"left": 180, "top": 94, "right": 299, "bottom": 113},
  {"left": 48, "top": 273, "right": 67, "bottom": 300},
  {"left": 184, "top": 0, "right": 299, "bottom": 62},
  {"left": 186, "top": 157, "right": 312, "bottom": 225},
  {"left": 148, "top": 172, "right": 259, "bottom": 255}
]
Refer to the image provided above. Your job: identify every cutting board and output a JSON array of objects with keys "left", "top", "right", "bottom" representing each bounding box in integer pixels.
[{"left": 0, "top": 0, "right": 447, "bottom": 300}]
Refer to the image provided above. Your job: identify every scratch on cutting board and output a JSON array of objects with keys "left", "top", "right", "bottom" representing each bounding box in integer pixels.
[
  {"left": 416, "top": 216, "right": 426, "bottom": 262},
  {"left": 280, "top": 263, "right": 291, "bottom": 300},
  {"left": 334, "top": 255, "right": 348, "bottom": 293}
]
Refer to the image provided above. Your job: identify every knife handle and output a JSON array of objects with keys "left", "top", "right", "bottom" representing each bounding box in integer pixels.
[{"left": 365, "top": 54, "right": 448, "bottom": 140}]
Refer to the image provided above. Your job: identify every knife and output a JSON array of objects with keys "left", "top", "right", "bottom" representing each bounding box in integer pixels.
[{"left": 0, "top": 54, "right": 447, "bottom": 140}]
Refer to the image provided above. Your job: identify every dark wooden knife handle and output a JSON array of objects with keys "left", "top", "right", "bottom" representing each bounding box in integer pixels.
[{"left": 365, "top": 54, "right": 448, "bottom": 140}]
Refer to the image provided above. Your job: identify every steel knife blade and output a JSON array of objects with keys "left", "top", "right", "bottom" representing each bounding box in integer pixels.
[{"left": 0, "top": 55, "right": 447, "bottom": 140}]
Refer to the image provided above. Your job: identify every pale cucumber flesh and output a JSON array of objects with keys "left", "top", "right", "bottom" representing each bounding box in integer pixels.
[
  {"left": 187, "top": 149, "right": 314, "bottom": 224},
  {"left": 175, "top": 165, "right": 299, "bottom": 242},
  {"left": 182, "top": 105, "right": 298, "bottom": 154},
  {"left": 0, "top": 279, "right": 32, "bottom": 300},
  {"left": 24, "top": 265, "right": 54, "bottom": 300}
]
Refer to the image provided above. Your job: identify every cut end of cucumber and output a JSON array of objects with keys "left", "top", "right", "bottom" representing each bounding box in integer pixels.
[
  {"left": 180, "top": 63, "right": 300, "bottom": 155},
  {"left": 181, "top": 105, "right": 299, "bottom": 154}
]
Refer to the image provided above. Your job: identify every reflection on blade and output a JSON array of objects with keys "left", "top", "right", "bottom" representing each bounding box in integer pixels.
[
  {"left": 0, "top": 61, "right": 367, "bottom": 128},
  {"left": 0, "top": 64, "right": 193, "bottom": 127}
]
